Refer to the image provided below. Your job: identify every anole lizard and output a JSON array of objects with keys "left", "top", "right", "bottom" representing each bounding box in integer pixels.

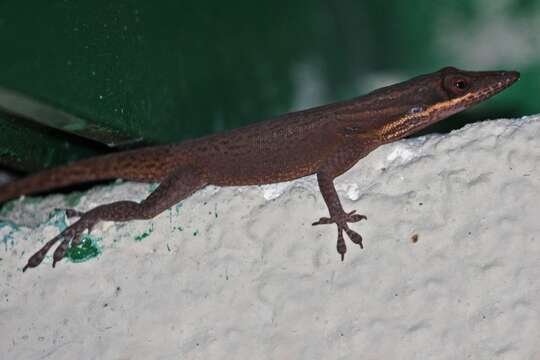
[{"left": 0, "top": 67, "right": 519, "bottom": 271}]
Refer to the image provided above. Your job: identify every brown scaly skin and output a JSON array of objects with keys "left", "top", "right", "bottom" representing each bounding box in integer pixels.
[{"left": 0, "top": 67, "right": 519, "bottom": 271}]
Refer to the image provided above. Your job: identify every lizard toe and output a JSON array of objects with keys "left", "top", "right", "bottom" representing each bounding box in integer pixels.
[
  {"left": 22, "top": 234, "right": 63, "bottom": 272},
  {"left": 312, "top": 216, "right": 333, "bottom": 226},
  {"left": 52, "top": 236, "right": 72, "bottom": 267},
  {"left": 345, "top": 210, "right": 367, "bottom": 223},
  {"left": 344, "top": 227, "right": 363, "bottom": 248},
  {"left": 336, "top": 228, "right": 346, "bottom": 261}
]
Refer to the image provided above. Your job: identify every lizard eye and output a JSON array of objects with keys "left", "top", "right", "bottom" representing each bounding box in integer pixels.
[
  {"left": 454, "top": 79, "right": 467, "bottom": 89},
  {"left": 443, "top": 75, "right": 470, "bottom": 96}
]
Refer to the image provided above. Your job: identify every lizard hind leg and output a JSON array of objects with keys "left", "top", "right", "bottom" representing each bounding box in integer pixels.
[{"left": 22, "top": 165, "right": 207, "bottom": 271}]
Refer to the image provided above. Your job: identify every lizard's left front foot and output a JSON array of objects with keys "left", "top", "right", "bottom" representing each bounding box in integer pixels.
[{"left": 312, "top": 210, "right": 367, "bottom": 261}]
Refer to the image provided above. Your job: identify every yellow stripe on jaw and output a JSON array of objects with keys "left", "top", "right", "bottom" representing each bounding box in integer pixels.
[{"left": 377, "top": 92, "right": 477, "bottom": 141}]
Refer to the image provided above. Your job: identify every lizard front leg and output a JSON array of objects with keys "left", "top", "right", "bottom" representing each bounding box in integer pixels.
[
  {"left": 312, "top": 171, "right": 367, "bottom": 261},
  {"left": 23, "top": 165, "right": 207, "bottom": 271}
]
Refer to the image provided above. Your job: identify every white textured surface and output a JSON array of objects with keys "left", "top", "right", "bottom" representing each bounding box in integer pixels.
[{"left": 1, "top": 116, "right": 540, "bottom": 359}]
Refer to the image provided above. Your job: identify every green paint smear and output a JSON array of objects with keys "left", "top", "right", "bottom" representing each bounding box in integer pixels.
[
  {"left": 66, "top": 236, "right": 101, "bottom": 263},
  {"left": 134, "top": 224, "right": 154, "bottom": 241}
]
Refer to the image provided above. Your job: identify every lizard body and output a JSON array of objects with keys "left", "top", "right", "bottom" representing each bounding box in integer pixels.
[{"left": 0, "top": 67, "right": 519, "bottom": 271}]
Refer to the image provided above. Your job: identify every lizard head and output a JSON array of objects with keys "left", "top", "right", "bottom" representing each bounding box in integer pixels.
[
  {"left": 432, "top": 66, "right": 520, "bottom": 115},
  {"left": 373, "top": 66, "right": 520, "bottom": 142}
]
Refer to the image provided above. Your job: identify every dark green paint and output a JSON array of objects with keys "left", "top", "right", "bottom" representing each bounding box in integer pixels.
[
  {"left": 134, "top": 224, "right": 154, "bottom": 241},
  {"left": 0, "top": 1, "right": 535, "bottom": 171},
  {"left": 66, "top": 236, "right": 101, "bottom": 263}
]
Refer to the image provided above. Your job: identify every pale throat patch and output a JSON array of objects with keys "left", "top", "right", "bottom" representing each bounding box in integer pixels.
[{"left": 377, "top": 92, "right": 476, "bottom": 141}]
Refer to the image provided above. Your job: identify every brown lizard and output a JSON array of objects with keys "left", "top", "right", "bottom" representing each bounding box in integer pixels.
[{"left": 0, "top": 66, "right": 519, "bottom": 271}]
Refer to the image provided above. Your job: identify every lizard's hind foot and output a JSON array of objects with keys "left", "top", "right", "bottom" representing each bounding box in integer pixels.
[{"left": 22, "top": 220, "right": 91, "bottom": 272}]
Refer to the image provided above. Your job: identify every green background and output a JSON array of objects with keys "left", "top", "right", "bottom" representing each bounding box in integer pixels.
[{"left": 0, "top": 0, "right": 538, "bottom": 172}]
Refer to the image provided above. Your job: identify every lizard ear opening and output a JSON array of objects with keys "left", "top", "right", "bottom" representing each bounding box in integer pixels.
[{"left": 443, "top": 75, "right": 471, "bottom": 96}]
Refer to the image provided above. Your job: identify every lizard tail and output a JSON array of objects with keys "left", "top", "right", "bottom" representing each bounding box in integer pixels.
[{"left": 0, "top": 145, "right": 176, "bottom": 204}]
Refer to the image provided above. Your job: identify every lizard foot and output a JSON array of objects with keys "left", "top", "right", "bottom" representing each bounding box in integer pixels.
[
  {"left": 22, "top": 219, "right": 94, "bottom": 272},
  {"left": 312, "top": 210, "right": 367, "bottom": 261}
]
